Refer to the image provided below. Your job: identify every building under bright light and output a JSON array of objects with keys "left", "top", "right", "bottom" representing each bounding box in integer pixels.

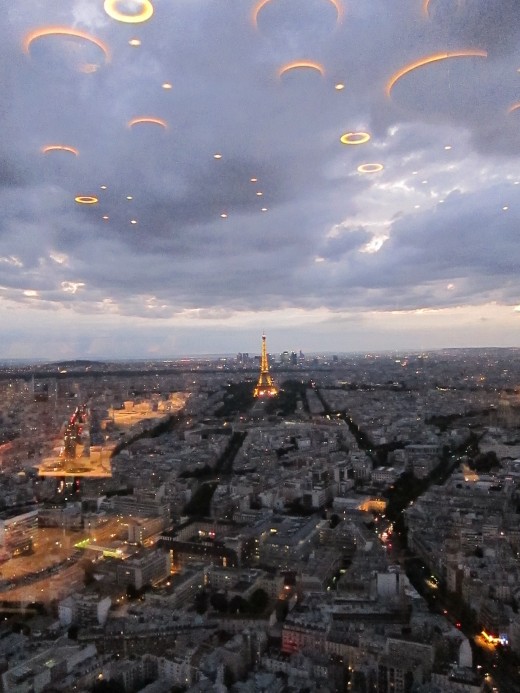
[{"left": 253, "top": 334, "right": 278, "bottom": 398}]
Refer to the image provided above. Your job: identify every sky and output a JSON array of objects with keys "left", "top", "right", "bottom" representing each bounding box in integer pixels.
[{"left": 2, "top": 0, "right": 520, "bottom": 359}]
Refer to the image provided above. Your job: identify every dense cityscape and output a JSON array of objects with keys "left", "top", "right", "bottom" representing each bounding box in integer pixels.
[
  {"left": 4, "top": 0, "right": 520, "bottom": 690},
  {"left": 0, "top": 342, "right": 519, "bottom": 692}
]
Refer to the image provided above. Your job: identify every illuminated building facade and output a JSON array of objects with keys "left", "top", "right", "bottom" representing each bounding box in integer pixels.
[
  {"left": 253, "top": 334, "right": 278, "bottom": 398},
  {"left": 0, "top": 509, "right": 38, "bottom": 557}
]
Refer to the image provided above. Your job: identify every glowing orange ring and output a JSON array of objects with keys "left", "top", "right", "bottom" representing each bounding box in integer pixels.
[
  {"left": 75, "top": 196, "right": 98, "bottom": 204},
  {"left": 252, "top": 0, "right": 344, "bottom": 28},
  {"left": 104, "top": 0, "right": 154, "bottom": 24},
  {"left": 386, "top": 50, "right": 487, "bottom": 98},
  {"left": 422, "top": 0, "right": 431, "bottom": 17},
  {"left": 42, "top": 145, "right": 79, "bottom": 156},
  {"left": 357, "top": 163, "right": 383, "bottom": 173},
  {"left": 23, "top": 26, "right": 111, "bottom": 64},
  {"left": 340, "top": 132, "right": 370, "bottom": 145},
  {"left": 127, "top": 116, "right": 168, "bottom": 129},
  {"left": 278, "top": 60, "right": 325, "bottom": 79},
  {"left": 507, "top": 102, "right": 520, "bottom": 115}
]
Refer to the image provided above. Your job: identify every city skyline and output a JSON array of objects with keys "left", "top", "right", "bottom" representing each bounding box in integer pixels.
[{"left": 2, "top": 1, "right": 520, "bottom": 358}]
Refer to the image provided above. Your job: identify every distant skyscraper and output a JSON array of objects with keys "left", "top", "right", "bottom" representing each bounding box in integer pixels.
[{"left": 253, "top": 334, "right": 278, "bottom": 398}]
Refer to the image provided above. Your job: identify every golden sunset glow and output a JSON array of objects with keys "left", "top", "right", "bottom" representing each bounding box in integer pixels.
[
  {"left": 104, "top": 0, "right": 154, "bottom": 24},
  {"left": 357, "top": 163, "right": 384, "bottom": 173},
  {"left": 41, "top": 145, "right": 79, "bottom": 156},
  {"left": 340, "top": 132, "right": 370, "bottom": 145},
  {"left": 252, "top": 0, "right": 344, "bottom": 28},
  {"left": 75, "top": 196, "right": 99, "bottom": 204},
  {"left": 23, "top": 27, "right": 111, "bottom": 64},
  {"left": 386, "top": 50, "right": 487, "bottom": 97},
  {"left": 278, "top": 60, "right": 325, "bottom": 79},
  {"left": 128, "top": 116, "right": 168, "bottom": 129}
]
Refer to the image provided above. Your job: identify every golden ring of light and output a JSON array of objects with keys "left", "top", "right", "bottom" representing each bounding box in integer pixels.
[
  {"left": 386, "top": 50, "right": 487, "bottom": 98},
  {"left": 278, "top": 60, "right": 325, "bottom": 79},
  {"left": 75, "top": 196, "right": 99, "bottom": 204},
  {"left": 104, "top": 0, "right": 154, "bottom": 24},
  {"left": 357, "top": 163, "right": 384, "bottom": 173},
  {"left": 340, "top": 132, "right": 370, "bottom": 145},
  {"left": 252, "top": 0, "right": 344, "bottom": 28},
  {"left": 23, "top": 27, "right": 111, "bottom": 64},
  {"left": 42, "top": 145, "right": 79, "bottom": 156},
  {"left": 128, "top": 116, "right": 168, "bottom": 129},
  {"left": 507, "top": 102, "right": 520, "bottom": 115}
]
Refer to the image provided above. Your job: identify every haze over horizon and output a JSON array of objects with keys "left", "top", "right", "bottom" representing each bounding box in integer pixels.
[{"left": 3, "top": 0, "right": 520, "bottom": 359}]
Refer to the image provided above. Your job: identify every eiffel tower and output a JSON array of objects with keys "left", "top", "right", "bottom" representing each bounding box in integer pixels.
[{"left": 253, "top": 334, "right": 278, "bottom": 398}]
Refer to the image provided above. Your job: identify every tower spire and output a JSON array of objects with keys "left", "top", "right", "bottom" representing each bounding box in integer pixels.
[{"left": 253, "top": 334, "right": 278, "bottom": 398}]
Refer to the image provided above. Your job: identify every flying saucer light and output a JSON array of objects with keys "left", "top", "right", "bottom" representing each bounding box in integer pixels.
[
  {"left": 23, "top": 26, "right": 110, "bottom": 64},
  {"left": 42, "top": 145, "right": 79, "bottom": 156},
  {"left": 104, "top": 0, "right": 154, "bottom": 24},
  {"left": 340, "top": 132, "right": 370, "bottom": 145},
  {"left": 128, "top": 38, "right": 141, "bottom": 46},
  {"left": 507, "top": 102, "right": 520, "bottom": 114},
  {"left": 386, "top": 50, "right": 487, "bottom": 98},
  {"left": 128, "top": 116, "right": 168, "bottom": 129},
  {"left": 278, "top": 60, "right": 325, "bottom": 79},
  {"left": 252, "top": 0, "right": 344, "bottom": 28},
  {"left": 357, "top": 163, "right": 384, "bottom": 173},
  {"left": 75, "top": 196, "right": 99, "bottom": 204}
]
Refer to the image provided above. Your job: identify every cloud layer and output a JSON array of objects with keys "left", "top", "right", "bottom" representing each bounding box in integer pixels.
[{"left": 2, "top": 0, "right": 520, "bottom": 356}]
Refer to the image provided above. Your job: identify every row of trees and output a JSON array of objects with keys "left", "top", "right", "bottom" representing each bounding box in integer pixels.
[{"left": 194, "top": 587, "right": 269, "bottom": 616}]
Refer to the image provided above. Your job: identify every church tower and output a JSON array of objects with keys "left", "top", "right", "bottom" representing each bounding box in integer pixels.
[{"left": 253, "top": 334, "right": 278, "bottom": 398}]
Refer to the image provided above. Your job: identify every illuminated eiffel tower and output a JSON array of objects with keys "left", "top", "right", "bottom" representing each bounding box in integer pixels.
[{"left": 253, "top": 334, "right": 278, "bottom": 398}]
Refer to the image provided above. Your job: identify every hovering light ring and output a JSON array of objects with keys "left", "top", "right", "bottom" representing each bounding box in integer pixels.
[
  {"left": 104, "top": 0, "right": 154, "bottom": 24},
  {"left": 252, "top": 0, "right": 344, "bottom": 28},
  {"left": 128, "top": 116, "right": 168, "bottom": 129},
  {"left": 507, "top": 102, "right": 520, "bottom": 115},
  {"left": 75, "top": 196, "right": 98, "bottom": 204},
  {"left": 23, "top": 26, "right": 111, "bottom": 63},
  {"left": 42, "top": 145, "right": 79, "bottom": 156},
  {"left": 357, "top": 163, "right": 383, "bottom": 173},
  {"left": 386, "top": 50, "right": 487, "bottom": 98},
  {"left": 278, "top": 60, "right": 325, "bottom": 79},
  {"left": 340, "top": 132, "right": 370, "bottom": 145}
]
